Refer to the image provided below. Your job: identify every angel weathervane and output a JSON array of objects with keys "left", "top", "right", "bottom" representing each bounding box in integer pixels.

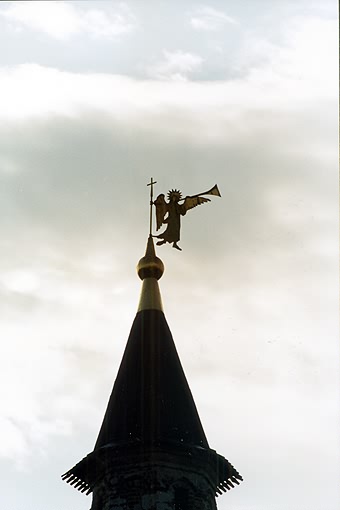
[{"left": 147, "top": 178, "right": 221, "bottom": 251}]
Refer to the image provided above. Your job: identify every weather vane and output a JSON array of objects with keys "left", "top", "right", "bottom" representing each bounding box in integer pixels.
[{"left": 147, "top": 178, "right": 221, "bottom": 251}]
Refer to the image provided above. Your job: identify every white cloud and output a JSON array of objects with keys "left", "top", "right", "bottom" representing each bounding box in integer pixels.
[
  {"left": 190, "top": 6, "right": 238, "bottom": 31},
  {"left": 244, "top": 17, "right": 337, "bottom": 93},
  {"left": 2, "top": 270, "right": 40, "bottom": 294},
  {"left": 0, "top": 16, "right": 335, "bottom": 124},
  {"left": 147, "top": 50, "right": 204, "bottom": 81},
  {"left": 0, "top": 1, "right": 136, "bottom": 40},
  {"left": 0, "top": 11, "right": 334, "bottom": 152}
]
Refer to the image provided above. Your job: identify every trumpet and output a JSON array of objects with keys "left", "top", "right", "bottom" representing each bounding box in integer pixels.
[{"left": 190, "top": 184, "right": 221, "bottom": 199}]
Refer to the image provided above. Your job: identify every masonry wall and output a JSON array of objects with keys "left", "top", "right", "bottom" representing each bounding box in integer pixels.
[{"left": 90, "top": 463, "right": 217, "bottom": 510}]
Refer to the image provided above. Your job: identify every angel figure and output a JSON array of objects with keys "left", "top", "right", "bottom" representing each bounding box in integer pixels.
[{"left": 153, "top": 185, "right": 221, "bottom": 250}]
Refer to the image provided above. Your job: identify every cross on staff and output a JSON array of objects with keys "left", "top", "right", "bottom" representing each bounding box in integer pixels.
[{"left": 147, "top": 177, "right": 157, "bottom": 236}]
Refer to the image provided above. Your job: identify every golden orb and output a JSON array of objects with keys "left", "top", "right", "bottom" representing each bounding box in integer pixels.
[{"left": 137, "top": 254, "right": 164, "bottom": 280}]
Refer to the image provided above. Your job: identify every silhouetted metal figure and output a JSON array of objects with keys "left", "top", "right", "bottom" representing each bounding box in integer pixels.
[{"left": 152, "top": 185, "right": 221, "bottom": 250}]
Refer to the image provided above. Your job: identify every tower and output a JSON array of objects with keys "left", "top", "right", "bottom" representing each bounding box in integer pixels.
[{"left": 62, "top": 233, "right": 242, "bottom": 509}]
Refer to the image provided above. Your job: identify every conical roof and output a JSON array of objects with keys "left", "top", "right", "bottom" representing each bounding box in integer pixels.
[
  {"left": 95, "top": 236, "right": 208, "bottom": 449},
  {"left": 95, "top": 307, "right": 209, "bottom": 449}
]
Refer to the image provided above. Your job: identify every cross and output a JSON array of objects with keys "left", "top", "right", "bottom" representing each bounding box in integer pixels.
[{"left": 147, "top": 177, "right": 157, "bottom": 236}]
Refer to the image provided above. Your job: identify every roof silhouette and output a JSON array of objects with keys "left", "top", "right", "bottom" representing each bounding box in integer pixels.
[
  {"left": 62, "top": 236, "right": 242, "bottom": 496},
  {"left": 95, "top": 308, "right": 209, "bottom": 449}
]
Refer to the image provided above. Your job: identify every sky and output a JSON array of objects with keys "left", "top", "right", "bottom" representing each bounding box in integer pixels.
[{"left": 0, "top": 1, "right": 338, "bottom": 509}]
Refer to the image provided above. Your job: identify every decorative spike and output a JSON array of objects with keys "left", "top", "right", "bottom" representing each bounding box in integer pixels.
[
  {"left": 81, "top": 484, "right": 90, "bottom": 493},
  {"left": 70, "top": 477, "right": 79, "bottom": 486},
  {"left": 74, "top": 480, "right": 83, "bottom": 489},
  {"left": 216, "top": 486, "right": 223, "bottom": 495},
  {"left": 85, "top": 487, "right": 93, "bottom": 495},
  {"left": 231, "top": 476, "right": 240, "bottom": 485}
]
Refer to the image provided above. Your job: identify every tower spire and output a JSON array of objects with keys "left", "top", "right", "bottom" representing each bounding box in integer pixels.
[{"left": 62, "top": 183, "right": 242, "bottom": 508}]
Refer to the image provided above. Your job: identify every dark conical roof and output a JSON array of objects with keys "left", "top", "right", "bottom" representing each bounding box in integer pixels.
[
  {"left": 95, "top": 308, "right": 209, "bottom": 449},
  {"left": 62, "top": 237, "right": 243, "bottom": 496}
]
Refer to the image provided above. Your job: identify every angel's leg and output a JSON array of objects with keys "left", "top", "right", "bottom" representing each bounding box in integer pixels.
[{"left": 172, "top": 242, "right": 182, "bottom": 251}]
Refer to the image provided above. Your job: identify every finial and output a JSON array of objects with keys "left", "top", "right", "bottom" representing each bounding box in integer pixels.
[
  {"left": 137, "top": 235, "right": 164, "bottom": 312},
  {"left": 137, "top": 235, "right": 164, "bottom": 281},
  {"left": 151, "top": 184, "right": 221, "bottom": 251},
  {"left": 137, "top": 182, "right": 165, "bottom": 313}
]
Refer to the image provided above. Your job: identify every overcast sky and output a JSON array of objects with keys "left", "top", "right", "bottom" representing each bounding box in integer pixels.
[{"left": 0, "top": 1, "right": 338, "bottom": 509}]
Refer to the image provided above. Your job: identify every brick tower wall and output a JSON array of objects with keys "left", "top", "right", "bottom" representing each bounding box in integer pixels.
[{"left": 90, "top": 463, "right": 217, "bottom": 510}]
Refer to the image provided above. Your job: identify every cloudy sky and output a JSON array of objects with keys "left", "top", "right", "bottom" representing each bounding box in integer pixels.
[{"left": 0, "top": 1, "right": 338, "bottom": 509}]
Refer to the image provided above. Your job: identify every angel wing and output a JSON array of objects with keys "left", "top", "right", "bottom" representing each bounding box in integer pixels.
[
  {"left": 154, "top": 194, "right": 168, "bottom": 230},
  {"left": 182, "top": 195, "right": 211, "bottom": 213}
]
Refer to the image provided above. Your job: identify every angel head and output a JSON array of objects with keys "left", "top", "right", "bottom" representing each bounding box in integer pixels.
[{"left": 167, "top": 189, "right": 182, "bottom": 203}]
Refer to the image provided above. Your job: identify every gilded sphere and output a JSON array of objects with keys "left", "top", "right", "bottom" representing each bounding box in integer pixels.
[{"left": 137, "top": 255, "right": 164, "bottom": 280}]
